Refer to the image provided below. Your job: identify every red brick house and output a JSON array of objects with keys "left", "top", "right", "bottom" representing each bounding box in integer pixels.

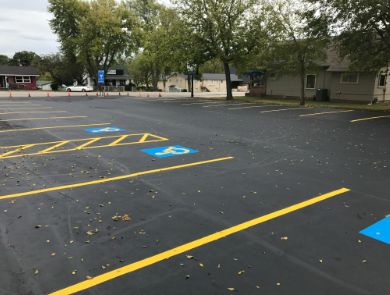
[{"left": 0, "top": 66, "right": 39, "bottom": 90}]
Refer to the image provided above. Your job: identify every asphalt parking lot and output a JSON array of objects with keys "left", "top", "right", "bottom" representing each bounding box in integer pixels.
[{"left": 0, "top": 95, "right": 389, "bottom": 295}]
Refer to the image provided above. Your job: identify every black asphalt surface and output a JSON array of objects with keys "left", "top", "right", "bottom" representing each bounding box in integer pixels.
[{"left": 0, "top": 95, "right": 389, "bottom": 295}]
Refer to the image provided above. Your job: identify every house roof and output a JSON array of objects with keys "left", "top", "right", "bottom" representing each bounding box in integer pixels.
[
  {"left": 324, "top": 47, "right": 351, "bottom": 72},
  {"left": 0, "top": 65, "right": 39, "bottom": 76},
  {"left": 202, "top": 73, "right": 242, "bottom": 82}
]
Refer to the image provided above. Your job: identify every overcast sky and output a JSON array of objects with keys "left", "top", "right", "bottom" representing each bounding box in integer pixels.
[{"left": 0, "top": 0, "right": 170, "bottom": 57}]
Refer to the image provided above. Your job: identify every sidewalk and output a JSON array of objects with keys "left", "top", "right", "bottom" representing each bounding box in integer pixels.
[{"left": 0, "top": 90, "right": 246, "bottom": 99}]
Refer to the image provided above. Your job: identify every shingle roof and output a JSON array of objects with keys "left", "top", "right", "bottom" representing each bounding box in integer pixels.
[
  {"left": 324, "top": 46, "right": 351, "bottom": 72},
  {"left": 0, "top": 65, "right": 39, "bottom": 76},
  {"left": 202, "top": 73, "right": 241, "bottom": 82}
]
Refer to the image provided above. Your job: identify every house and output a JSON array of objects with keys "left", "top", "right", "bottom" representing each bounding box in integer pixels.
[
  {"left": 266, "top": 48, "right": 389, "bottom": 102},
  {"left": 157, "top": 73, "right": 247, "bottom": 92},
  {"left": 85, "top": 65, "right": 130, "bottom": 90},
  {"left": 0, "top": 65, "right": 39, "bottom": 90}
]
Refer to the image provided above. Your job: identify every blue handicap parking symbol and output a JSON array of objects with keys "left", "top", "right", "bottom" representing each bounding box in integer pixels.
[
  {"left": 360, "top": 215, "right": 390, "bottom": 245},
  {"left": 142, "top": 145, "right": 198, "bottom": 158},
  {"left": 85, "top": 126, "right": 125, "bottom": 134}
]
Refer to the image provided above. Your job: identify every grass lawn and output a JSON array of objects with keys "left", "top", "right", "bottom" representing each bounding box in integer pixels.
[{"left": 230, "top": 96, "right": 390, "bottom": 112}]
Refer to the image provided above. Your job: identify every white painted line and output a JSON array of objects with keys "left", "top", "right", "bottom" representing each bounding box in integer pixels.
[
  {"left": 228, "top": 104, "right": 279, "bottom": 110},
  {"left": 261, "top": 107, "right": 311, "bottom": 114},
  {"left": 203, "top": 102, "right": 256, "bottom": 108},
  {"left": 182, "top": 101, "right": 225, "bottom": 106},
  {"left": 300, "top": 110, "right": 354, "bottom": 117}
]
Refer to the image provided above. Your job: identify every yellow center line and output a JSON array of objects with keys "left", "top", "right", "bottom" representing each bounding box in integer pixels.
[
  {"left": 261, "top": 107, "right": 311, "bottom": 113},
  {"left": 0, "top": 111, "right": 67, "bottom": 115},
  {"left": 300, "top": 110, "right": 354, "bottom": 117},
  {"left": 0, "top": 157, "right": 233, "bottom": 201},
  {"left": 0, "top": 123, "right": 111, "bottom": 134},
  {"left": 49, "top": 187, "right": 350, "bottom": 295},
  {"left": 350, "top": 115, "right": 390, "bottom": 123},
  {"left": 0, "top": 116, "right": 87, "bottom": 122}
]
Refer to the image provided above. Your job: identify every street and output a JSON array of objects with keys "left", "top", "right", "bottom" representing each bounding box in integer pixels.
[{"left": 0, "top": 95, "right": 389, "bottom": 295}]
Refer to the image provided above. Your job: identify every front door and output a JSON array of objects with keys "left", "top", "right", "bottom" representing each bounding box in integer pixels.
[{"left": 0, "top": 76, "right": 5, "bottom": 88}]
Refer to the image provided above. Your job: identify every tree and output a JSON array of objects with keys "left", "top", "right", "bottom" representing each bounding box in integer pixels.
[
  {"left": 261, "top": 0, "right": 329, "bottom": 105},
  {"left": 38, "top": 54, "right": 84, "bottom": 85},
  {"left": 309, "top": 0, "right": 390, "bottom": 71},
  {"left": 174, "top": 0, "right": 265, "bottom": 100},
  {"left": 0, "top": 55, "right": 9, "bottom": 65},
  {"left": 49, "top": 0, "right": 138, "bottom": 84},
  {"left": 9, "top": 51, "right": 40, "bottom": 67}
]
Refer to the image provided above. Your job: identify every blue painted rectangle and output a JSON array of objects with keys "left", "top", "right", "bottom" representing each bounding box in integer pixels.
[
  {"left": 98, "top": 70, "right": 105, "bottom": 85},
  {"left": 142, "top": 145, "right": 198, "bottom": 158},
  {"left": 360, "top": 216, "right": 390, "bottom": 245},
  {"left": 85, "top": 126, "right": 125, "bottom": 134}
]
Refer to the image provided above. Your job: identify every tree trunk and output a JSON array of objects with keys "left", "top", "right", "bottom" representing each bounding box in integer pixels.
[
  {"left": 299, "top": 60, "right": 306, "bottom": 106},
  {"left": 223, "top": 61, "right": 233, "bottom": 100}
]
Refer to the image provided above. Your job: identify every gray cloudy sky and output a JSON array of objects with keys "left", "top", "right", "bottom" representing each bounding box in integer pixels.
[
  {"left": 0, "top": 0, "right": 58, "bottom": 57},
  {"left": 0, "top": 0, "right": 171, "bottom": 57}
]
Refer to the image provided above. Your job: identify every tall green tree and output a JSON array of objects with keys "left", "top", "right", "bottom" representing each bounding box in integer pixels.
[
  {"left": 309, "top": 0, "right": 390, "bottom": 70},
  {"left": 9, "top": 51, "right": 40, "bottom": 67},
  {"left": 261, "top": 0, "right": 329, "bottom": 105},
  {"left": 174, "top": 0, "right": 265, "bottom": 100},
  {"left": 49, "top": 0, "right": 138, "bottom": 84},
  {"left": 0, "top": 55, "right": 9, "bottom": 65}
]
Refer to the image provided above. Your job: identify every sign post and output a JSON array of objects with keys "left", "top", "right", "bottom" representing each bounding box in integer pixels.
[{"left": 98, "top": 70, "right": 105, "bottom": 97}]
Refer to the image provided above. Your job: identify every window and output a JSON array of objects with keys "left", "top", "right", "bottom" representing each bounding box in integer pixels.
[
  {"left": 15, "top": 76, "right": 31, "bottom": 83},
  {"left": 378, "top": 72, "right": 387, "bottom": 87},
  {"left": 340, "top": 72, "right": 359, "bottom": 84},
  {"left": 305, "top": 74, "right": 316, "bottom": 89}
]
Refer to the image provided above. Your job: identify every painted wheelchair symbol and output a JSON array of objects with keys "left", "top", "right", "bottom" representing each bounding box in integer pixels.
[
  {"left": 92, "top": 127, "right": 121, "bottom": 133},
  {"left": 142, "top": 145, "right": 199, "bottom": 158},
  {"left": 155, "top": 146, "right": 191, "bottom": 156}
]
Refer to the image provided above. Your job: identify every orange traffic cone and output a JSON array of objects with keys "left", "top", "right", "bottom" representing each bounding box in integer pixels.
[
  {"left": 9, "top": 92, "right": 12, "bottom": 98},
  {"left": 46, "top": 92, "right": 50, "bottom": 97},
  {"left": 67, "top": 92, "right": 71, "bottom": 97},
  {"left": 96, "top": 92, "right": 99, "bottom": 96},
  {"left": 158, "top": 93, "right": 162, "bottom": 97},
  {"left": 85, "top": 92, "right": 88, "bottom": 96}
]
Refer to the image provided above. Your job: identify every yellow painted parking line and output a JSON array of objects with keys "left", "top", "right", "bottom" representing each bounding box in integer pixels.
[
  {"left": 228, "top": 104, "right": 279, "bottom": 110},
  {"left": 350, "top": 115, "right": 390, "bottom": 123},
  {"left": 300, "top": 110, "right": 354, "bottom": 117},
  {"left": 203, "top": 102, "right": 255, "bottom": 108},
  {"left": 0, "top": 111, "right": 67, "bottom": 115},
  {"left": 0, "top": 123, "right": 111, "bottom": 134},
  {"left": 0, "top": 133, "right": 169, "bottom": 159},
  {"left": 0, "top": 157, "right": 233, "bottom": 201},
  {"left": 261, "top": 107, "right": 311, "bottom": 114},
  {"left": 49, "top": 187, "right": 350, "bottom": 295},
  {"left": 0, "top": 116, "right": 87, "bottom": 122}
]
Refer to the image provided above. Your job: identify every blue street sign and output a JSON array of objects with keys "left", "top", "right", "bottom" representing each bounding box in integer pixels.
[
  {"left": 360, "top": 215, "right": 390, "bottom": 245},
  {"left": 142, "top": 145, "right": 198, "bottom": 158},
  {"left": 98, "top": 70, "right": 105, "bottom": 85},
  {"left": 85, "top": 126, "right": 125, "bottom": 134}
]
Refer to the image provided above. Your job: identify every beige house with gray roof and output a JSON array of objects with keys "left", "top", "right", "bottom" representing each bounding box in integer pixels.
[{"left": 266, "top": 48, "right": 389, "bottom": 102}]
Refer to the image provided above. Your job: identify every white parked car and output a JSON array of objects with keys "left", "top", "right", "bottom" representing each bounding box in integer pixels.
[{"left": 65, "top": 85, "right": 94, "bottom": 92}]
